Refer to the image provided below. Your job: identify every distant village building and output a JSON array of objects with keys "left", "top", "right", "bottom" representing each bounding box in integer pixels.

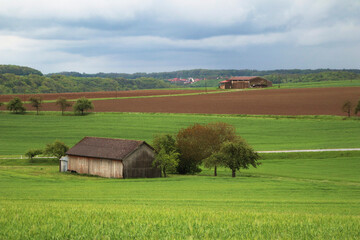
[
  {"left": 60, "top": 137, "right": 161, "bottom": 178},
  {"left": 219, "top": 76, "right": 272, "bottom": 89},
  {"left": 167, "top": 77, "right": 202, "bottom": 84}
]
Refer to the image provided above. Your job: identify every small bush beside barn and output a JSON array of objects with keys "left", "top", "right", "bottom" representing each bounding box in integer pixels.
[
  {"left": 61, "top": 137, "right": 161, "bottom": 178},
  {"left": 219, "top": 76, "right": 272, "bottom": 89}
]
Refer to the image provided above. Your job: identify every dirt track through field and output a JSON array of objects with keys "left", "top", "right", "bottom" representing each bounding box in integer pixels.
[{"left": 14, "top": 87, "right": 359, "bottom": 116}]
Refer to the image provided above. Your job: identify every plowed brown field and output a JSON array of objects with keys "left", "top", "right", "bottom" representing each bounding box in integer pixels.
[
  {"left": 0, "top": 89, "right": 208, "bottom": 102},
  {"left": 12, "top": 87, "right": 359, "bottom": 116}
]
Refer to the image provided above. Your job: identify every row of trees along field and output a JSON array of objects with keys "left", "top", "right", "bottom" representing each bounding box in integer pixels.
[
  {"left": 1, "top": 64, "right": 360, "bottom": 93},
  {"left": 25, "top": 140, "right": 69, "bottom": 162},
  {"left": 152, "top": 122, "right": 260, "bottom": 178},
  {"left": 2, "top": 97, "right": 93, "bottom": 115}
]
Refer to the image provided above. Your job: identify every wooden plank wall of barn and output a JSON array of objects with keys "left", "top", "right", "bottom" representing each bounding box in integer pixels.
[{"left": 68, "top": 155, "right": 123, "bottom": 178}]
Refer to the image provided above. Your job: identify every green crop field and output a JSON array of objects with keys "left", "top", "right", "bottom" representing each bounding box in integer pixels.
[
  {"left": 268, "top": 79, "right": 360, "bottom": 89},
  {"left": 0, "top": 111, "right": 360, "bottom": 155},
  {"left": 0, "top": 151, "right": 359, "bottom": 239},
  {"left": 1, "top": 110, "right": 360, "bottom": 239}
]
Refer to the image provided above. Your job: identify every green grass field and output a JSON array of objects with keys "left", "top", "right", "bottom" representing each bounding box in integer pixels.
[
  {"left": 1, "top": 111, "right": 359, "bottom": 155},
  {"left": 0, "top": 151, "right": 359, "bottom": 239},
  {"left": 1, "top": 108, "right": 360, "bottom": 239},
  {"left": 268, "top": 79, "right": 360, "bottom": 89}
]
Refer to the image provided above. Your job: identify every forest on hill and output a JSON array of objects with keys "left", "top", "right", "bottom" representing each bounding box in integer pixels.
[
  {"left": 49, "top": 68, "right": 360, "bottom": 80},
  {"left": 1, "top": 64, "right": 360, "bottom": 94},
  {"left": 0, "top": 65, "right": 43, "bottom": 76},
  {"left": 0, "top": 73, "right": 176, "bottom": 94}
]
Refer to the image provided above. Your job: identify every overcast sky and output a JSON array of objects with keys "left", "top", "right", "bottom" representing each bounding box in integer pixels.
[{"left": 0, "top": 0, "right": 359, "bottom": 73}]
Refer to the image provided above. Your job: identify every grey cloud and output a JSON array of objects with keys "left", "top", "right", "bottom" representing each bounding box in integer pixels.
[{"left": 0, "top": 0, "right": 359, "bottom": 73}]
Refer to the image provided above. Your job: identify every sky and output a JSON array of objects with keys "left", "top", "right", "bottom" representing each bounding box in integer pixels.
[{"left": 0, "top": 0, "right": 359, "bottom": 74}]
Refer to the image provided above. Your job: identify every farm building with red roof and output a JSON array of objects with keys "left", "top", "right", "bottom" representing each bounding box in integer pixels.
[{"left": 219, "top": 76, "right": 272, "bottom": 89}]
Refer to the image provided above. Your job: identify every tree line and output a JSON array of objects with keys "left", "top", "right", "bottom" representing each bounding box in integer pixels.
[
  {"left": 25, "top": 140, "right": 69, "bottom": 162},
  {"left": 0, "top": 74, "right": 176, "bottom": 94},
  {"left": 1, "top": 65, "right": 360, "bottom": 93},
  {"left": 49, "top": 68, "right": 360, "bottom": 80},
  {"left": 3, "top": 97, "right": 93, "bottom": 115}
]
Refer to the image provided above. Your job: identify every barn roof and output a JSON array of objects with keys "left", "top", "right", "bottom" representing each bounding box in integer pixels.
[
  {"left": 228, "top": 76, "right": 259, "bottom": 81},
  {"left": 66, "top": 137, "right": 152, "bottom": 161},
  {"left": 219, "top": 80, "right": 230, "bottom": 83}
]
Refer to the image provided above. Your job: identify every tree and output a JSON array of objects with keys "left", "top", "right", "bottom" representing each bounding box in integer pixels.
[
  {"left": 176, "top": 122, "right": 237, "bottom": 175},
  {"left": 208, "top": 139, "right": 260, "bottom": 177},
  {"left": 44, "top": 140, "right": 69, "bottom": 159},
  {"left": 206, "top": 122, "right": 237, "bottom": 176},
  {"left": 7, "top": 97, "right": 26, "bottom": 114},
  {"left": 56, "top": 97, "right": 72, "bottom": 115},
  {"left": 152, "top": 149, "right": 180, "bottom": 177},
  {"left": 152, "top": 134, "right": 179, "bottom": 177},
  {"left": 152, "top": 134, "right": 177, "bottom": 154},
  {"left": 73, "top": 97, "right": 94, "bottom": 115},
  {"left": 0, "top": 102, "right": 3, "bottom": 107},
  {"left": 355, "top": 100, "right": 360, "bottom": 116},
  {"left": 25, "top": 149, "right": 43, "bottom": 161},
  {"left": 29, "top": 96, "right": 42, "bottom": 115},
  {"left": 342, "top": 100, "right": 353, "bottom": 117},
  {"left": 176, "top": 123, "right": 212, "bottom": 174}
]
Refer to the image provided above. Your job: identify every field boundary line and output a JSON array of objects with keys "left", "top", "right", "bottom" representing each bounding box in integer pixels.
[
  {"left": 2, "top": 148, "right": 360, "bottom": 159},
  {"left": 0, "top": 156, "right": 57, "bottom": 160},
  {"left": 1, "top": 89, "right": 238, "bottom": 104},
  {"left": 258, "top": 148, "right": 360, "bottom": 153}
]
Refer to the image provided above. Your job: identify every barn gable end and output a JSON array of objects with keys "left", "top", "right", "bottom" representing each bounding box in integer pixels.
[{"left": 123, "top": 143, "right": 159, "bottom": 178}]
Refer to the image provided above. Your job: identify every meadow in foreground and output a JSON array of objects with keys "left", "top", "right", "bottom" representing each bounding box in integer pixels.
[{"left": 0, "top": 152, "right": 359, "bottom": 239}]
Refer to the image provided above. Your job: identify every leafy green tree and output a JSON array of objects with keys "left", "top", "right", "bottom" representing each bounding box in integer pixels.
[
  {"left": 355, "top": 100, "right": 360, "bottom": 116},
  {"left": 342, "top": 100, "right": 353, "bottom": 117},
  {"left": 152, "top": 134, "right": 179, "bottom": 177},
  {"left": 56, "top": 97, "right": 72, "bottom": 115},
  {"left": 152, "top": 134, "right": 177, "bottom": 154},
  {"left": 206, "top": 122, "right": 237, "bottom": 176},
  {"left": 208, "top": 139, "right": 260, "bottom": 177},
  {"left": 25, "top": 149, "right": 43, "bottom": 161},
  {"left": 44, "top": 140, "right": 69, "bottom": 159},
  {"left": 176, "top": 122, "right": 237, "bottom": 175},
  {"left": 29, "top": 96, "right": 42, "bottom": 115},
  {"left": 7, "top": 97, "right": 26, "bottom": 114},
  {"left": 176, "top": 124, "right": 211, "bottom": 174},
  {"left": 0, "top": 102, "right": 3, "bottom": 107},
  {"left": 73, "top": 97, "right": 94, "bottom": 115},
  {"left": 153, "top": 149, "right": 180, "bottom": 177}
]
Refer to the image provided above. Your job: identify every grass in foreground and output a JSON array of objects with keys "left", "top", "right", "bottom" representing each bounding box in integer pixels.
[
  {"left": 1, "top": 111, "right": 360, "bottom": 155},
  {"left": 0, "top": 152, "right": 359, "bottom": 239}
]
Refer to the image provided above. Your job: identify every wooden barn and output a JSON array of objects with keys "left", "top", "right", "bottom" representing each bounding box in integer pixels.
[
  {"left": 60, "top": 137, "right": 161, "bottom": 178},
  {"left": 219, "top": 76, "right": 272, "bottom": 89}
]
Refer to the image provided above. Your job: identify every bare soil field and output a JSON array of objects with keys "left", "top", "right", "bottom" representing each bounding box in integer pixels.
[
  {"left": 18, "top": 87, "right": 360, "bottom": 116},
  {"left": 0, "top": 89, "right": 208, "bottom": 102}
]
